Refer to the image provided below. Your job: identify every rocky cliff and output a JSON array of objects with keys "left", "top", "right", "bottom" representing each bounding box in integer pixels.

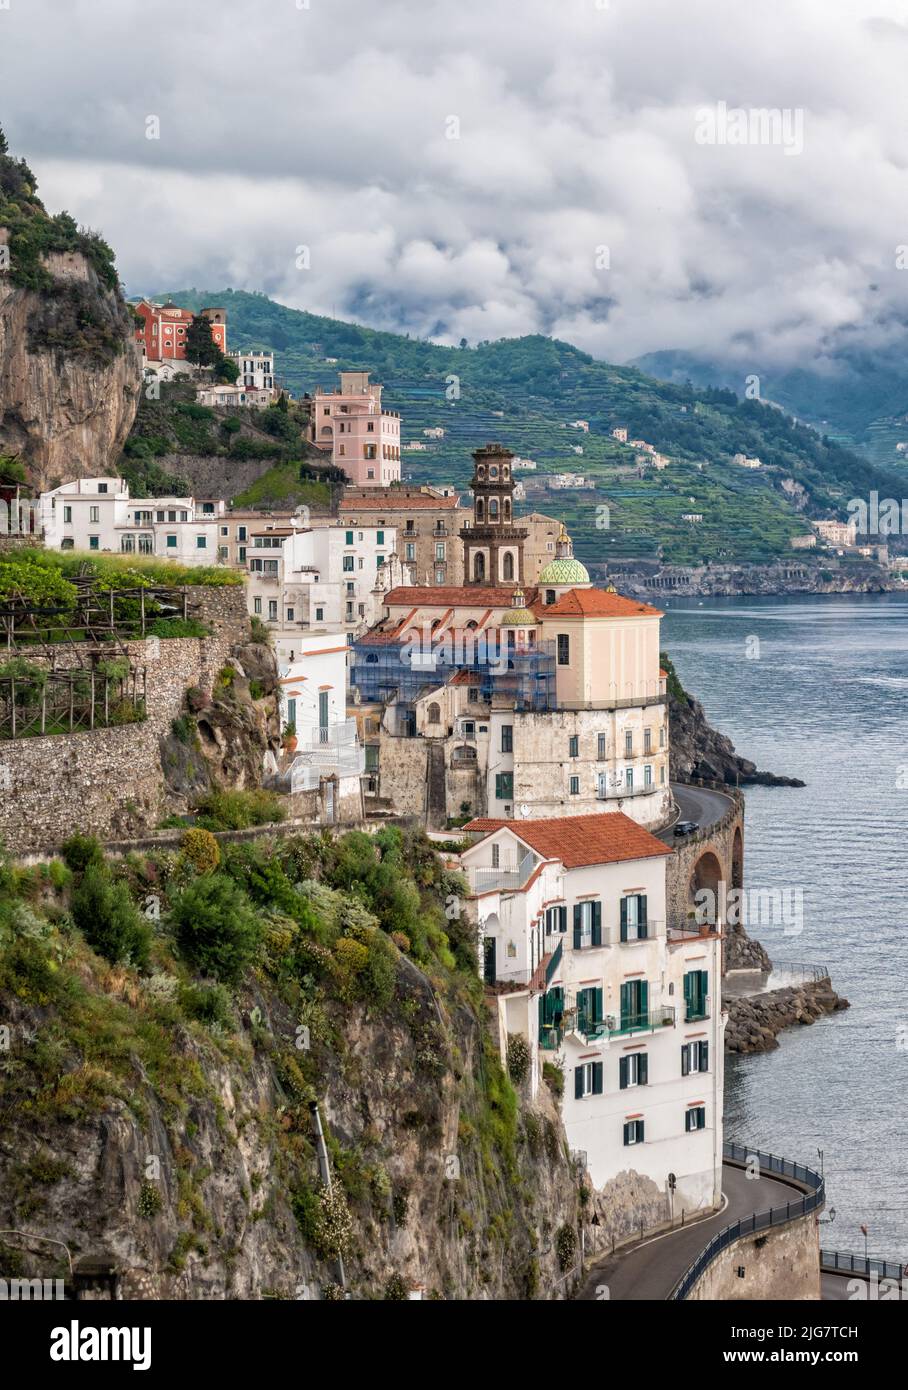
[{"left": 0, "top": 136, "right": 140, "bottom": 489}]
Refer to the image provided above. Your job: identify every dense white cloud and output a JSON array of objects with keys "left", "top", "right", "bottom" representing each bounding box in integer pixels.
[{"left": 3, "top": 0, "right": 908, "bottom": 367}]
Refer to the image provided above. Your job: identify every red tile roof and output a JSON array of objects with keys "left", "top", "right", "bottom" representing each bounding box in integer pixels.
[
  {"left": 384, "top": 585, "right": 540, "bottom": 607},
  {"left": 463, "top": 811, "right": 671, "bottom": 868},
  {"left": 535, "top": 589, "right": 663, "bottom": 619}
]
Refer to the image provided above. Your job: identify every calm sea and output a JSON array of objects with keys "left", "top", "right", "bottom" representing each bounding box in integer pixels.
[{"left": 662, "top": 593, "right": 908, "bottom": 1261}]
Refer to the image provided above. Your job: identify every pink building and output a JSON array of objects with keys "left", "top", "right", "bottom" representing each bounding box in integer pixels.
[{"left": 308, "top": 371, "right": 401, "bottom": 486}]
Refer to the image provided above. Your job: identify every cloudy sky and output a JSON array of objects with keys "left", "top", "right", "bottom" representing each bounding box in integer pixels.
[{"left": 3, "top": 0, "right": 908, "bottom": 369}]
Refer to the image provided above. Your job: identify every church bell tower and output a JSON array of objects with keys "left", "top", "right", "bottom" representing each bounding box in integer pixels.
[{"left": 460, "top": 442, "right": 527, "bottom": 586}]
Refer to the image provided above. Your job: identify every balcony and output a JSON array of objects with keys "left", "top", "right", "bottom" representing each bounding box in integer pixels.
[
  {"left": 563, "top": 1005, "right": 676, "bottom": 1044},
  {"left": 618, "top": 920, "right": 664, "bottom": 944},
  {"left": 684, "top": 997, "right": 711, "bottom": 1023},
  {"left": 596, "top": 780, "right": 659, "bottom": 800},
  {"left": 469, "top": 851, "right": 537, "bottom": 895}
]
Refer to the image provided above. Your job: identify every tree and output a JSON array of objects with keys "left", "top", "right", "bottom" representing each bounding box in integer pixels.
[
  {"left": 185, "top": 314, "right": 220, "bottom": 368},
  {"left": 71, "top": 864, "right": 151, "bottom": 968},
  {"left": 215, "top": 354, "right": 239, "bottom": 384},
  {"left": 0, "top": 127, "right": 7, "bottom": 156}
]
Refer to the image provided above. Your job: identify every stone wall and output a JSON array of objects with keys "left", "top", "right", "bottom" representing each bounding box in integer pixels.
[
  {"left": 0, "top": 585, "right": 251, "bottom": 854},
  {"left": 665, "top": 785, "right": 744, "bottom": 951},
  {"left": 686, "top": 1212, "right": 820, "bottom": 1300}
]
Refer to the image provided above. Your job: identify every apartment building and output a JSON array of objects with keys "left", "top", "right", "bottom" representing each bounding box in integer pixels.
[
  {"left": 461, "top": 812, "right": 724, "bottom": 1211},
  {"left": 307, "top": 370, "right": 401, "bottom": 486},
  {"left": 40, "top": 478, "right": 224, "bottom": 565},
  {"left": 340, "top": 486, "right": 470, "bottom": 586}
]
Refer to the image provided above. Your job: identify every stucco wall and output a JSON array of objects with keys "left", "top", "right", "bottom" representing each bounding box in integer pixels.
[
  {"left": 686, "top": 1213, "right": 820, "bottom": 1300},
  {"left": 0, "top": 585, "right": 250, "bottom": 853}
]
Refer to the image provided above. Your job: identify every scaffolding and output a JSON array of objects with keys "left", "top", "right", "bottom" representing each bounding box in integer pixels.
[{"left": 350, "top": 636, "right": 557, "bottom": 712}]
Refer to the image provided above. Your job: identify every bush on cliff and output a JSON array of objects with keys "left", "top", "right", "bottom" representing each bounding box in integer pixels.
[
  {"left": 70, "top": 864, "right": 151, "bottom": 969},
  {"left": 169, "top": 874, "right": 261, "bottom": 983}
]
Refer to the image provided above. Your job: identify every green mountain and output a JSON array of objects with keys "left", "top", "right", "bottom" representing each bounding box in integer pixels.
[{"left": 156, "top": 290, "right": 905, "bottom": 567}]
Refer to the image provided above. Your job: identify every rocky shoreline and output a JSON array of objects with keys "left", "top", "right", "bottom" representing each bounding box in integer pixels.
[{"left": 724, "top": 977, "right": 850, "bottom": 1054}]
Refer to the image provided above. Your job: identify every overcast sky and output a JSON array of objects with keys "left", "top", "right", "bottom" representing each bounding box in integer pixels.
[{"left": 3, "top": 0, "right": 908, "bottom": 371}]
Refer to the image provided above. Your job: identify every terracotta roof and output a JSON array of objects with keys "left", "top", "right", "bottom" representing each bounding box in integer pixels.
[
  {"left": 385, "top": 585, "right": 540, "bottom": 607},
  {"left": 450, "top": 669, "right": 480, "bottom": 686},
  {"left": 535, "top": 588, "right": 663, "bottom": 619},
  {"left": 463, "top": 811, "right": 671, "bottom": 868},
  {"left": 343, "top": 493, "right": 460, "bottom": 510}
]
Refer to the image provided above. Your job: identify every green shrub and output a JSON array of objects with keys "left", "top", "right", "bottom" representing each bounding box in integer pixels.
[
  {"left": 506, "top": 1032, "right": 531, "bottom": 1087},
  {"left": 195, "top": 788, "right": 285, "bottom": 831},
  {"left": 70, "top": 864, "right": 151, "bottom": 968},
  {"left": 60, "top": 832, "right": 103, "bottom": 874},
  {"left": 556, "top": 1223, "right": 577, "bottom": 1272},
  {"left": 542, "top": 1061, "right": 564, "bottom": 1099},
  {"left": 179, "top": 980, "right": 233, "bottom": 1029},
  {"left": 170, "top": 874, "right": 261, "bottom": 983}
]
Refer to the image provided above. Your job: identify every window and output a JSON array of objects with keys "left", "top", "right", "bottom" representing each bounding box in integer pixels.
[
  {"left": 166, "top": 535, "right": 177, "bottom": 549},
  {"left": 644, "top": 764, "right": 653, "bottom": 788},
  {"left": 139, "top": 536, "right": 153, "bottom": 555},
  {"left": 623, "top": 1119, "right": 645, "bottom": 1146},
  {"left": 660, "top": 766, "right": 665, "bottom": 785},
  {"left": 573, "top": 900, "right": 602, "bottom": 949},
  {"left": 659, "top": 725, "right": 665, "bottom": 747},
  {"left": 574, "top": 1061, "right": 603, "bottom": 1099},
  {"left": 620, "top": 979, "right": 648, "bottom": 1030},
  {"left": 644, "top": 728, "right": 652, "bottom": 754},
  {"left": 625, "top": 767, "right": 634, "bottom": 792},
  {"left": 491, "top": 843, "right": 500, "bottom": 868},
  {"left": 268, "top": 600, "right": 278, "bottom": 621},
  {"left": 624, "top": 730, "right": 633, "bottom": 756},
  {"left": 315, "top": 607, "right": 324, "bottom": 622},
  {"left": 685, "top": 1106, "right": 707, "bottom": 1132},
  {"left": 97, "top": 483, "right": 108, "bottom": 494},
  {"left": 557, "top": 634, "right": 570, "bottom": 665},
  {"left": 681, "top": 1041, "right": 709, "bottom": 1075},
  {"left": 468, "top": 687, "right": 479, "bottom": 703},
  {"left": 345, "top": 531, "right": 354, "bottom": 544},
  {"left": 569, "top": 775, "right": 580, "bottom": 795},
  {"left": 120, "top": 535, "right": 135, "bottom": 553},
  {"left": 376, "top": 530, "right": 384, "bottom": 545},
  {"left": 435, "top": 543, "right": 445, "bottom": 561},
  {"left": 89, "top": 505, "right": 99, "bottom": 523},
  {"left": 684, "top": 970, "right": 709, "bottom": 1022},
  {"left": 620, "top": 894, "right": 648, "bottom": 942},
  {"left": 63, "top": 505, "right": 72, "bottom": 524},
  {"left": 60, "top": 538, "right": 74, "bottom": 550},
  {"left": 546, "top": 589, "right": 556, "bottom": 605},
  {"left": 501, "top": 724, "right": 513, "bottom": 753},
  {"left": 620, "top": 1052, "right": 648, "bottom": 1089},
  {"left": 221, "top": 526, "right": 228, "bottom": 537},
  {"left": 435, "top": 567, "right": 445, "bottom": 583},
  {"left": 597, "top": 733, "right": 606, "bottom": 760},
  {"left": 89, "top": 536, "right": 99, "bottom": 550},
  {"left": 545, "top": 905, "right": 567, "bottom": 934},
  {"left": 405, "top": 543, "right": 416, "bottom": 561},
  {"left": 196, "top": 536, "right": 207, "bottom": 549},
  {"left": 343, "top": 556, "right": 354, "bottom": 572},
  {"left": 238, "top": 547, "right": 246, "bottom": 563},
  {"left": 502, "top": 551, "right": 514, "bottom": 580},
  {"left": 568, "top": 735, "right": 579, "bottom": 758},
  {"left": 286, "top": 608, "right": 295, "bottom": 622},
  {"left": 576, "top": 986, "right": 603, "bottom": 1038},
  {"left": 254, "top": 597, "right": 262, "bottom": 614},
  {"left": 495, "top": 772, "right": 513, "bottom": 801}
]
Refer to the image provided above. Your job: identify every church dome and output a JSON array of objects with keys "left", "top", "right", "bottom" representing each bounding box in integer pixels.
[
  {"left": 500, "top": 587, "right": 536, "bottom": 624},
  {"left": 538, "top": 555, "right": 590, "bottom": 585}
]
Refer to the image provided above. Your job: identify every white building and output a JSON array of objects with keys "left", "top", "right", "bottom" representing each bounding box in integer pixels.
[
  {"left": 548, "top": 473, "right": 587, "bottom": 489},
  {"left": 461, "top": 811, "right": 724, "bottom": 1213},
  {"left": 229, "top": 349, "right": 276, "bottom": 393},
  {"left": 423, "top": 427, "right": 445, "bottom": 439},
  {"left": 40, "top": 478, "right": 224, "bottom": 564},
  {"left": 195, "top": 383, "right": 272, "bottom": 409},
  {"left": 279, "top": 632, "right": 365, "bottom": 801},
  {"left": 611, "top": 427, "right": 628, "bottom": 443},
  {"left": 733, "top": 453, "right": 762, "bottom": 469},
  {"left": 246, "top": 519, "right": 406, "bottom": 660}
]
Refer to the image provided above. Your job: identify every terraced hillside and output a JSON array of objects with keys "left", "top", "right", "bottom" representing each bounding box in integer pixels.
[{"left": 158, "top": 291, "right": 905, "bottom": 567}]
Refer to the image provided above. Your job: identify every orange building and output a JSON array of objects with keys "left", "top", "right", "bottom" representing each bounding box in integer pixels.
[{"left": 134, "top": 300, "right": 227, "bottom": 364}]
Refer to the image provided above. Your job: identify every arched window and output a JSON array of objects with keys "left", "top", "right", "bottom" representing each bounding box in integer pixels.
[
  {"left": 465, "top": 619, "right": 478, "bottom": 630},
  {"left": 489, "top": 498, "right": 499, "bottom": 520},
  {"left": 452, "top": 744, "right": 477, "bottom": 763},
  {"left": 502, "top": 552, "right": 515, "bottom": 581},
  {"left": 503, "top": 499, "right": 511, "bottom": 521},
  {"left": 474, "top": 552, "right": 486, "bottom": 580},
  {"left": 320, "top": 425, "right": 333, "bottom": 437},
  {"left": 426, "top": 702, "right": 441, "bottom": 725},
  {"left": 476, "top": 498, "right": 485, "bottom": 522}
]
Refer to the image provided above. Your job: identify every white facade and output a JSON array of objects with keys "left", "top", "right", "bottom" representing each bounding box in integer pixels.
[
  {"left": 229, "top": 349, "right": 275, "bottom": 393},
  {"left": 461, "top": 816, "right": 724, "bottom": 1215},
  {"left": 40, "top": 478, "right": 224, "bottom": 564},
  {"left": 247, "top": 520, "right": 403, "bottom": 658},
  {"left": 279, "top": 632, "right": 365, "bottom": 793}
]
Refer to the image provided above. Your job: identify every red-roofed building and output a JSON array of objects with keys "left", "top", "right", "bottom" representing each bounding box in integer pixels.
[
  {"left": 134, "top": 300, "right": 227, "bottom": 365},
  {"left": 459, "top": 812, "right": 724, "bottom": 1208}
]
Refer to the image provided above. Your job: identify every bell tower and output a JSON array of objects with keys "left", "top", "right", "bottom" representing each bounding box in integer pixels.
[{"left": 460, "top": 442, "right": 527, "bottom": 585}]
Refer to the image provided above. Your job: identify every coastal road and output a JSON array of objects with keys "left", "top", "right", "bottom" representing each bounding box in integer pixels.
[
  {"left": 576, "top": 1161, "right": 804, "bottom": 1301},
  {"left": 657, "top": 782, "right": 735, "bottom": 845}
]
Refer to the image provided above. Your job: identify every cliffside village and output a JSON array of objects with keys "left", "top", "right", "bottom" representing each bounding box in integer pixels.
[{"left": 9, "top": 306, "right": 736, "bottom": 1218}]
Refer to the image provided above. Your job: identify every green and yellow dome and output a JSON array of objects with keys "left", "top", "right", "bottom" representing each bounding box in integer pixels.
[{"left": 500, "top": 587, "right": 536, "bottom": 624}]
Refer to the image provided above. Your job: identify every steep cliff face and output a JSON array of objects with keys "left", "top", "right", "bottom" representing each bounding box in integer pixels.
[
  {"left": 0, "top": 133, "right": 140, "bottom": 489},
  {"left": 0, "top": 253, "right": 140, "bottom": 489}
]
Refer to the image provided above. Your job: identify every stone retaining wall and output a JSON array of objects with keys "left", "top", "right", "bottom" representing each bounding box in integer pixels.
[{"left": 0, "top": 585, "right": 250, "bottom": 854}]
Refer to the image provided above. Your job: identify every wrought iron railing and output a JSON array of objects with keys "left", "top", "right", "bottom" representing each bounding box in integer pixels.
[
  {"left": 820, "top": 1250, "right": 904, "bottom": 1281},
  {"left": 669, "top": 1142, "right": 825, "bottom": 1300}
]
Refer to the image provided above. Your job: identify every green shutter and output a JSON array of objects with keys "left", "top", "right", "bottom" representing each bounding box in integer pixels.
[
  {"left": 701, "top": 1041, "right": 709, "bottom": 1071},
  {"left": 592, "top": 1062, "right": 603, "bottom": 1095},
  {"left": 593, "top": 987, "right": 603, "bottom": 1023},
  {"left": 573, "top": 905, "right": 582, "bottom": 949},
  {"left": 623, "top": 1122, "right": 630, "bottom": 1146},
  {"left": 620, "top": 981, "right": 631, "bottom": 1026},
  {"left": 639, "top": 894, "right": 648, "bottom": 938},
  {"left": 640, "top": 980, "right": 649, "bottom": 1021},
  {"left": 619, "top": 1056, "right": 628, "bottom": 1090},
  {"left": 639, "top": 1053, "right": 648, "bottom": 1086},
  {"left": 681, "top": 1044, "right": 689, "bottom": 1076},
  {"left": 592, "top": 900, "right": 602, "bottom": 946},
  {"left": 620, "top": 896, "right": 628, "bottom": 943},
  {"left": 575, "top": 1067, "right": 584, "bottom": 1100}
]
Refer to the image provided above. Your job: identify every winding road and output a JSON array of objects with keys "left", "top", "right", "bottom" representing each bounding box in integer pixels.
[
  {"left": 577, "top": 1159, "right": 812, "bottom": 1300},
  {"left": 657, "top": 781, "right": 736, "bottom": 846}
]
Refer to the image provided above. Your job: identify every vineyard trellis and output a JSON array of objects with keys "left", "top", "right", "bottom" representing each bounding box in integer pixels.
[{"left": 0, "top": 662, "right": 147, "bottom": 739}]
